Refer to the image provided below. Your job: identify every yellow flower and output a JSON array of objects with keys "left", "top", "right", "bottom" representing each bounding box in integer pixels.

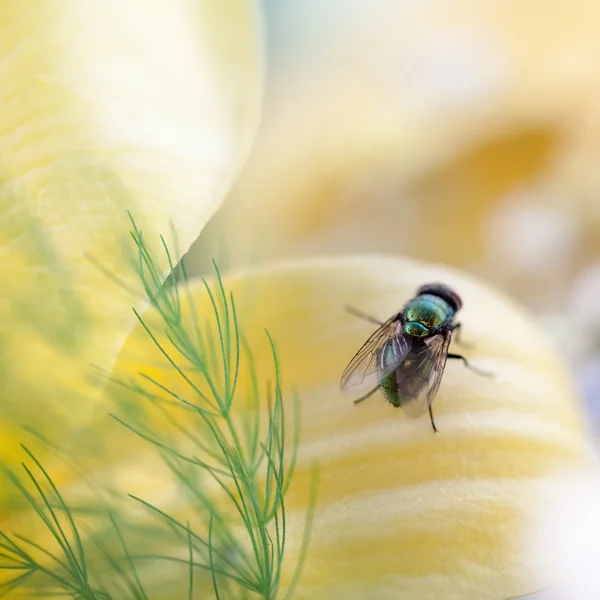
[
  {"left": 110, "top": 254, "right": 593, "bottom": 599},
  {"left": 0, "top": 0, "right": 262, "bottom": 467},
  {"left": 0, "top": 1, "right": 262, "bottom": 595},
  {"left": 1, "top": 3, "right": 596, "bottom": 598},
  {"left": 0, "top": 2, "right": 262, "bottom": 583}
]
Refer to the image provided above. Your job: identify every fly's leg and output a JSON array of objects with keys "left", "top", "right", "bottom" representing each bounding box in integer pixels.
[
  {"left": 447, "top": 353, "right": 494, "bottom": 377},
  {"left": 353, "top": 386, "right": 379, "bottom": 405},
  {"left": 451, "top": 323, "right": 473, "bottom": 349},
  {"left": 428, "top": 404, "right": 438, "bottom": 433},
  {"left": 345, "top": 305, "right": 384, "bottom": 326}
]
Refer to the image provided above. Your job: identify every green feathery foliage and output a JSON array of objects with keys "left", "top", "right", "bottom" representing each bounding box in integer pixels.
[{"left": 0, "top": 214, "right": 315, "bottom": 599}]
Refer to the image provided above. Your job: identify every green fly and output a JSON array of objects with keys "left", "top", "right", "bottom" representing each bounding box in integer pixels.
[{"left": 340, "top": 282, "right": 491, "bottom": 432}]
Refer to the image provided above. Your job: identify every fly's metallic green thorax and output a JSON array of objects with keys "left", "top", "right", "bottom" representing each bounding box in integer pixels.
[{"left": 402, "top": 294, "right": 455, "bottom": 338}]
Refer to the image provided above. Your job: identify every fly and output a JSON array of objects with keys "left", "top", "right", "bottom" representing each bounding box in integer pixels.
[{"left": 340, "top": 282, "right": 492, "bottom": 432}]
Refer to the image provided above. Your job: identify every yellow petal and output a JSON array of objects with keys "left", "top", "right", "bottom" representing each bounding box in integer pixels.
[
  {"left": 111, "top": 255, "right": 593, "bottom": 599},
  {"left": 0, "top": 0, "right": 262, "bottom": 450}
]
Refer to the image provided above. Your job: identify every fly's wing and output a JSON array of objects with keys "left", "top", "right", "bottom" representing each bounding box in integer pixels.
[
  {"left": 340, "top": 315, "right": 410, "bottom": 393},
  {"left": 395, "top": 331, "right": 451, "bottom": 417}
]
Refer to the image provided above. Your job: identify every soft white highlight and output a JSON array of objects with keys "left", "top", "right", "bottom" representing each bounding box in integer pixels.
[{"left": 529, "top": 459, "right": 600, "bottom": 599}]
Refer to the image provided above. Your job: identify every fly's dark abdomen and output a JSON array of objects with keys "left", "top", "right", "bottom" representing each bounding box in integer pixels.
[
  {"left": 379, "top": 341, "right": 431, "bottom": 409},
  {"left": 377, "top": 340, "right": 403, "bottom": 407},
  {"left": 380, "top": 370, "right": 401, "bottom": 407},
  {"left": 395, "top": 341, "right": 431, "bottom": 400}
]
